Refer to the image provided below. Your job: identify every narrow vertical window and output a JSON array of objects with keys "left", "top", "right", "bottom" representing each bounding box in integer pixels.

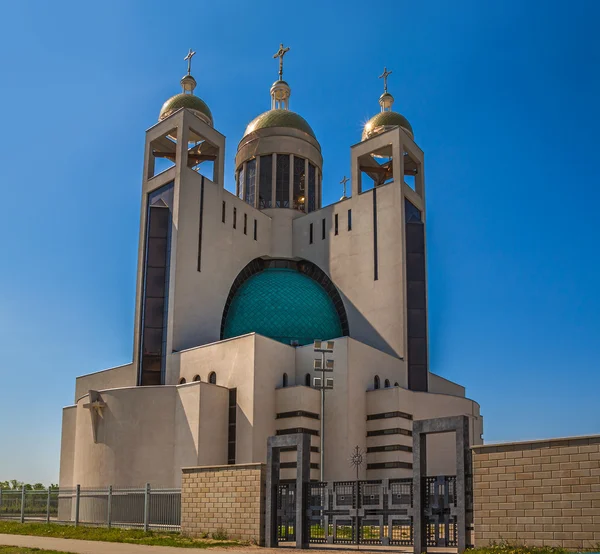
[
  {"left": 335, "top": 214, "right": 339, "bottom": 235},
  {"left": 228, "top": 388, "right": 237, "bottom": 464},
  {"left": 233, "top": 207, "right": 237, "bottom": 229},
  {"left": 309, "top": 223, "right": 313, "bottom": 244},
  {"left": 322, "top": 218, "right": 326, "bottom": 239},
  {"left": 307, "top": 163, "right": 316, "bottom": 212},
  {"left": 139, "top": 182, "right": 173, "bottom": 387},
  {"left": 222, "top": 201, "right": 226, "bottom": 223},
  {"left": 282, "top": 373, "right": 288, "bottom": 387},
  {"left": 237, "top": 167, "right": 244, "bottom": 199},
  {"left": 348, "top": 209, "right": 352, "bottom": 231},
  {"left": 293, "top": 156, "right": 306, "bottom": 212},
  {"left": 245, "top": 159, "right": 256, "bottom": 207},
  {"left": 374, "top": 375, "right": 380, "bottom": 390},
  {"left": 244, "top": 213, "right": 247, "bottom": 235},
  {"left": 253, "top": 219, "right": 257, "bottom": 240},
  {"left": 259, "top": 155, "right": 273, "bottom": 208},
  {"left": 275, "top": 154, "right": 290, "bottom": 207}
]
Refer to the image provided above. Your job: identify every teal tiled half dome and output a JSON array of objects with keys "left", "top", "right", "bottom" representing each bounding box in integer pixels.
[{"left": 222, "top": 268, "right": 343, "bottom": 346}]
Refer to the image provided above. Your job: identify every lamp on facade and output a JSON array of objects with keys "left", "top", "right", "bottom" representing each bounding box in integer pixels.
[{"left": 314, "top": 339, "right": 334, "bottom": 482}]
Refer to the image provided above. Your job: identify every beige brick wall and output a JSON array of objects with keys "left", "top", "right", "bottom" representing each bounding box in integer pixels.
[
  {"left": 472, "top": 435, "right": 600, "bottom": 550},
  {"left": 181, "top": 463, "right": 266, "bottom": 544}
]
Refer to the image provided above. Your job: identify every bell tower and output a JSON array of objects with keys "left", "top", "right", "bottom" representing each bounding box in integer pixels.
[
  {"left": 133, "top": 50, "right": 225, "bottom": 386},
  {"left": 351, "top": 68, "right": 429, "bottom": 392}
]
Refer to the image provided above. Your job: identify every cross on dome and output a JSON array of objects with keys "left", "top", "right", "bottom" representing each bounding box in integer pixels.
[
  {"left": 379, "top": 66, "right": 392, "bottom": 93},
  {"left": 273, "top": 43, "right": 290, "bottom": 80},
  {"left": 184, "top": 48, "right": 196, "bottom": 75}
]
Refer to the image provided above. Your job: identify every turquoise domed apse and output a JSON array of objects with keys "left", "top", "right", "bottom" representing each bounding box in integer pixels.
[{"left": 222, "top": 268, "right": 343, "bottom": 345}]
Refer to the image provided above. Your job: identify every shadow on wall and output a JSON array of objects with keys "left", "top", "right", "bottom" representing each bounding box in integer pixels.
[
  {"left": 338, "top": 290, "right": 397, "bottom": 358},
  {"left": 315, "top": 213, "right": 398, "bottom": 360}
]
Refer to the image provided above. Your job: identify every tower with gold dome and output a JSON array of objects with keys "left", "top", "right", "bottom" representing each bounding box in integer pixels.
[{"left": 58, "top": 48, "right": 483, "bottom": 491}]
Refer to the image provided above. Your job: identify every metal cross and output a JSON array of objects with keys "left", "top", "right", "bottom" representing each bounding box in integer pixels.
[
  {"left": 273, "top": 43, "right": 290, "bottom": 80},
  {"left": 340, "top": 175, "right": 349, "bottom": 198},
  {"left": 184, "top": 48, "right": 196, "bottom": 75},
  {"left": 379, "top": 66, "right": 392, "bottom": 93},
  {"left": 349, "top": 445, "right": 364, "bottom": 481}
]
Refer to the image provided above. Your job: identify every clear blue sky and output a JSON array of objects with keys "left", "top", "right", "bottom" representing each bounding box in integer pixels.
[{"left": 1, "top": 0, "right": 599, "bottom": 485}]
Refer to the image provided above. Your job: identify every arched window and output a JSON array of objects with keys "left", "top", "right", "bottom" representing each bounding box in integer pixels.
[
  {"left": 374, "top": 375, "right": 380, "bottom": 390},
  {"left": 384, "top": 379, "right": 390, "bottom": 388},
  {"left": 178, "top": 377, "right": 186, "bottom": 384},
  {"left": 193, "top": 375, "right": 201, "bottom": 382},
  {"left": 305, "top": 373, "right": 311, "bottom": 387},
  {"left": 208, "top": 372, "right": 216, "bottom": 385},
  {"left": 394, "top": 382, "right": 399, "bottom": 387},
  {"left": 282, "top": 373, "right": 288, "bottom": 387}
]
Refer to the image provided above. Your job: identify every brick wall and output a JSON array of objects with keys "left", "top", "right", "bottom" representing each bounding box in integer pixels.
[
  {"left": 472, "top": 435, "right": 600, "bottom": 549},
  {"left": 181, "top": 463, "right": 266, "bottom": 544}
]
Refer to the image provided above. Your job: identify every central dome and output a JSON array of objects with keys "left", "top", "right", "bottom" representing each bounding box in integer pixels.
[
  {"left": 243, "top": 109, "right": 316, "bottom": 139},
  {"left": 222, "top": 268, "right": 342, "bottom": 345}
]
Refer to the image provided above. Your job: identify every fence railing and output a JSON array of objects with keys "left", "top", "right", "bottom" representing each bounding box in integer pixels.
[{"left": 0, "top": 485, "right": 181, "bottom": 531}]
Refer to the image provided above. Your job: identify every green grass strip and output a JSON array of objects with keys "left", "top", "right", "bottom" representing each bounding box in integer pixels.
[{"left": 0, "top": 521, "right": 240, "bottom": 549}]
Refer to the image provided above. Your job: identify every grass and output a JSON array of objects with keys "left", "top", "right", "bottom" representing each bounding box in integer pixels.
[
  {"left": 0, "top": 521, "right": 241, "bottom": 549},
  {"left": 0, "top": 546, "right": 71, "bottom": 554}
]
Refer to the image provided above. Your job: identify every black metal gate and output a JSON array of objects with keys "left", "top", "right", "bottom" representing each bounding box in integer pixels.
[
  {"left": 425, "top": 476, "right": 457, "bottom": 547},
  {"left": 277, "top": 483, "right": 296, "bottom": 542},
  {"left": 276, "top": 476, "right": 457, "bottom": 547}
]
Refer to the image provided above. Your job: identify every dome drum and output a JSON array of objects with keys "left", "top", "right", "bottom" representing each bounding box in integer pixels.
[{"left": 235, "top": 125, "right": 323, "bottom": 214}]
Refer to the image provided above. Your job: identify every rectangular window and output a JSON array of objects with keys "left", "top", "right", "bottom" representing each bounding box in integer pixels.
[
  {"left": 139, "top": 182, "right": 174, "bottom": 387},
  {"left": 293, "top": 156, "right": 306, "bottom": 212},
  {"left": 228, "top": 388, "right": 237, "bottom": 464},
  {"left": 334, "top": 214, "right": 338, "bottom": 235},
  {"left": 233, "top": 207, "right": 237, "bottom": 229},
  {"left": 253, "top": 219, "right": 257, "bottom": 240},
  {"left": 222, "top": 201, "right": 226, "bottom": 223},
  {"left": 275, "top": 154, "right": 290, "bottom": 208},
  {"left": 259, "top": 155, "right": 273, "bottom": 208},
  {"left": 307, "top": 163, "right": 316, "bottom": 212},
  {"left": 243, "top": 213, "right": 247, "bottom": 235},
  {"left": 237, "top": 167, "right": 244, "bottom": 199},
  {"left": 309, "top": 223, "right": 313, "bottom": 244},
  {"left": 245, "top": 158, "right": 256, "bottom": 207},
  {"left": 348, "top": 209, "right": 352, "bottom": 230},
  {"left": 322, "top": 218, "right": 326, "bottom": 239}
]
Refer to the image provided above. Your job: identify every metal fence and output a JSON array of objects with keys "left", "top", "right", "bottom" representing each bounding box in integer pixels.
[
  {"left": 277, "top": 476, "right": 458, "bottom": 548},
  {"left": 0, "top": 485, "right": 181, "bottom": 531}
]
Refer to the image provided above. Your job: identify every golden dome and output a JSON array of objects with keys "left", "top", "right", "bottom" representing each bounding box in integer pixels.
[
  {"left": 362, "top": 111, "right": 413, "bottom": 141},
  {"left": 159, "top": 93, "right": 213, "bottom": 126},
  {"left": 243, "top": 109, "right": 316, "bottom": 139}
]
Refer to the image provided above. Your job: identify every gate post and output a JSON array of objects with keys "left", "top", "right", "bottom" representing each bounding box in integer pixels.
[
  {"left": 412, "top": 415, "right": 471, "bottom": 554},
  {"left": 265, "top": 433, "right": 312, "bottom": 549}
]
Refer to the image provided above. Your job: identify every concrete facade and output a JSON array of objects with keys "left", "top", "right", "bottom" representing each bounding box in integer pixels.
[
  {"left": 472, "top": 435, "right": 600, "bottom": 549},
  {"left": 59, "top": 69, "right": 484, "bottom": 489}
]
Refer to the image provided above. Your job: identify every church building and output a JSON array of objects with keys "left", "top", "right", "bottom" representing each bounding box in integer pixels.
[{"left": 59, "top": 47, "right": 483, "bottom": 488}]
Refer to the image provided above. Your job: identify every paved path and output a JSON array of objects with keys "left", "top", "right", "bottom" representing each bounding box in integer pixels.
[{"left": 0, "top": 535, "right": 416, "bottom": 554}]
